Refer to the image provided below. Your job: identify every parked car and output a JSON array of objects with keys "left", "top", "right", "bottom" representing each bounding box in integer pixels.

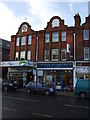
[
  {"left": 74, "top": 79, "right": 90, "bottom": 98},
  {"left": 26, "top": 82, "right": 56, "bottom": 95},
  {"left": 2, "top": 78, "right": 18, "bottom": 91}
]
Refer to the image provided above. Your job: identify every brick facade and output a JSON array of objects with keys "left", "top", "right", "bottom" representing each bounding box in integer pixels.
[{"left": 10, "top": 14, "right": 90, "bottom": 62}]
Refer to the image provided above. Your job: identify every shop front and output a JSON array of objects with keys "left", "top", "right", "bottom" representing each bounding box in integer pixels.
[
  {"left": 37, "top": 62, "right": 73, "bottom": 91},
  {"left": 1, "top": 60, "right": 36, "bottom": 88},
  {"left": 76, "top": 62, "right": 90, "bottom": 80}
]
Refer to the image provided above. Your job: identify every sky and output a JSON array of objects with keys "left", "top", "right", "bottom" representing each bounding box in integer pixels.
[{"left": 0, "top": 0, "right": 90, "bottom": 41}]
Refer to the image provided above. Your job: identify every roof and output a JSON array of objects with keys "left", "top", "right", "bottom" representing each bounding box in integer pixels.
[{"left": 0, "top": 38, "right": 10, "bottom": 50}]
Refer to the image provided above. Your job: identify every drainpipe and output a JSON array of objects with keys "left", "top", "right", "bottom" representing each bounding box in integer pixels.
[
  {"left": 36, "top": 32, "right": 38, "bottom": 85},
  {"left": 73, "top": 33, "right": 76, "bottom": 61},
  {"left": 73, "top": 33, "right": 76, "bottom": 90}
]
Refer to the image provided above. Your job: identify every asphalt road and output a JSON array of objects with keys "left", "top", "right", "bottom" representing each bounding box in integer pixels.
[{"left": 1, "top": 91, "right": 90, "bottom": 119}]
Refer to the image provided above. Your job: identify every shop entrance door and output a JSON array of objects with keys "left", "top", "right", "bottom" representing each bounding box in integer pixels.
[{"left": 63, "top": 70, "right": 73, "bottom": 91}]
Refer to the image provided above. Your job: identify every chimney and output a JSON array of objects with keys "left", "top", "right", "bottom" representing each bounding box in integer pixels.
[{"left": 74, "top": 13, "right": 81, "bottom": 27}]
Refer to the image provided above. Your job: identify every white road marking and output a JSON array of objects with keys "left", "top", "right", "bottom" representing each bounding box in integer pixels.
[
  {"left": 32, "top": 112, "right": 52, "bottom": 118},
  {"left": 2, "top": 95, "right": 40, "bottom": 103},
  {"left": 64, "top": 104, "right": 90, "bottom": 109},
  {"left": 0, "top": 107, "right": 16, "bottom": 112}
]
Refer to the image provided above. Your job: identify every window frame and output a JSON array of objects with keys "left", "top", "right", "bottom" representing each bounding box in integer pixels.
[
  {"left": 15, "top": 52, "right": 18, "bottom": 61},
  {"left": 27, "top": 51, "right": 31, "bottom": 60},
  {"left": 21, "top": 36, "right": 26, "bottom": 46},
  {"left": 84, "top": 47, "right": 89, "bottom": 60},
  {"left": 52, "top": 32, "right": 59, "bottom": 42},
  {"left": 61, "top": 31, "right": 66, "bottom": 41},
  {"left": 28, "top": 35, "right": 32, "bottom": 45},
  {"left": 83, "top": 29, "right": 89, "bottom": 40},
  {"left": 16, "top": 37, "right": 19, "bottom": 46},
  {"left": 44, "top": 49, "right": 49, "bottom": 61},
  {"left": 52, "top": 19, "right": 59, "bottom": 28},
  {"left": 61, "top": 49, "right": 66, "bottom": 60},
  {"left": 52, "top": 49, "right": 59, "bottom": 61},
  {"left": 20, "top": 51, "right": 25, "bottom": 60},
  {"left": 45, "top": 33, "right": 49, "bottom": 43}
]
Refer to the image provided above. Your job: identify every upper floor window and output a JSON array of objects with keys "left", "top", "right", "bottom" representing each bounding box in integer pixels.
[
  {"left": 28, "top": 35, "right": 31, "bottom": 45},
  {"left": 52, "top": 49, "right": 58, "bottom": 61},
  {"left": 16, "top": 37, "right": 19, "bottom": 46},
  {"left": 61, "top": 31, "right": 66, "bottom": 41},
  {"left": 22, "top": 24, "right": 27, "bottom": 32},
  {"left": 44, "top": 49, "right": 49, "bottom": 61},
  {"left": 61, "top": 49, "right": 66, "bottom": 60},
  {"left": 20, "top": 51, "right": 25, "bottom": 60},
  {"left": 52, "top": 32, "right": 59, "bottom": 42},
  {"left": 45, "top": 33, "right": 49, "bottom": 43},
  {"left": 84, "top": 47, "right": 89, "bottom": 60},
  {"left": 83, "top": 29, "right": 89, "bottom": 40},
  {"left": 52, "top": 19, "right": 59, "bottom": 28},
  {"left": 27, "top": 51, "right": 31, "bottom": 60},
  {"left": 15, "top": 52, "right": 18, "bottom": 61},
  {"left": 21, "top": 36, "right": 26, "bottom": 46}
]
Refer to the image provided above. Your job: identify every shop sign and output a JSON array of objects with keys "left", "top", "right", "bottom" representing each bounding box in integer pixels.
[
  {"left": 37, "top": 63, "right": 73, "bottom": 68},
  {"left": 76, "top": 67, "right": 90, "bottom": 74},
  {"left": 1, "top": 61, "right": 34, "bottom": 67}
]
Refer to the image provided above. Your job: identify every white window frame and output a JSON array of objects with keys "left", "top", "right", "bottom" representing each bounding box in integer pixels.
[
  {"left": 61, "top": 31, "right": 66, "bottom": 41},
  {"left": 61, "top": 49, "right": 66, "bottom": 60},
  {"left": 16, "top": 37, "right": 19, "bottom": 46},
  {"left": 21, "top": 36, "right": 26, "bottom": 46},
  {"left": 15, "top": 52, "right": 18, "bottom": 60},
  {"left": 20, "top": 51, "right": 25, "bottom": 60},
  {"left": 52, "top": 49, "right": 58, "bottom": 61},
  {"left": 45, "top": 33, "right": 49, "bottom": 43},
  {"left": 84, "top": 47, "right": 89, "bottom": 60},
  {"left": 52, "top": 32, "right": 59, "bottom": 42},
  {"left": 28, "top": 35, "right": 31, "bottom": 45},
  {"left": 44, "top": 49, "right": 49, "bottom": 61},
  {"left": 52, "top": 19, "right": 59, "bottom": 28},
  {"left": 27, "top": 51, "right": 31, "bottom": 60},
  {"left": 83, "top": 29, "right": 89, "bottom": 40}
]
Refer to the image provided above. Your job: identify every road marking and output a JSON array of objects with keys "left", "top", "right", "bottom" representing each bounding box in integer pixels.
[
  {"left": 2, "top": 95, "right": 40, "bottom": 103},
  {"left": 0, "top": 107, "right": 16, "bottom": 112},
  {"left": 64, "top": 104, "right": 90, "bottom": 109},
  {"left": 32, "top": 112, "right": 52, "bottom": 118}
]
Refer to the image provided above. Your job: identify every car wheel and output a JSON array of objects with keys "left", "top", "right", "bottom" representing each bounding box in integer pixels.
[
  {"left": 45, "top": 90, "right": 49, "bottom": 96},
  {"left": 26, "top": 89, "right": 31, "bottom": 94},
  {"left": 4, "top": 86, "right": 8, "bottom": 91},
  {"left": 79, "top": 92, "right": 86, "bottom": 98}
]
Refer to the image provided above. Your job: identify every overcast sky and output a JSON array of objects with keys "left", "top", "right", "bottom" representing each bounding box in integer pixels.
[{"left": 0, "top": 0, "right": 89, "bottom": 41}]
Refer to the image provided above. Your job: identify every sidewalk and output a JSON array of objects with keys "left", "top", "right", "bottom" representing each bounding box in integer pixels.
[{"left": 17, "top": 88, "right": 74, "bottom": 97}]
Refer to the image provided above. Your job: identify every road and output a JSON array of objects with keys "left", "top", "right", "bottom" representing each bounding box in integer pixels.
[{"left": 1, "top": 91, "right": 90, "bottom": 119}]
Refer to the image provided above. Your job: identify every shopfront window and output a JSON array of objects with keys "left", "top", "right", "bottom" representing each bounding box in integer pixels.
[
  {"left": 52, "top": 32, "right": 59, "bottom": 42},
  {"left": 21, "top": 36, "right": 26, "bottom": 46},
  {"left": 52, "top": 49, "right": 58, "bottom": 61},
  {"left": 44, "top": 71, "right": 52, "bottom": 87},
  {"left": 20, "top": 51, "right": 25, "bottom": 60}
]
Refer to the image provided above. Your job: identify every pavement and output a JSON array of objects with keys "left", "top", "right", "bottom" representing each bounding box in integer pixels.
[{"left": 17, "top": 88, "right": 75, "bottom": 97}]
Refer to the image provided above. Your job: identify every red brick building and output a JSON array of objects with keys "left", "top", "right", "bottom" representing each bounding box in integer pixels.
[{"left": 2, "top": 13, "right": 90, "bottom": 90}]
